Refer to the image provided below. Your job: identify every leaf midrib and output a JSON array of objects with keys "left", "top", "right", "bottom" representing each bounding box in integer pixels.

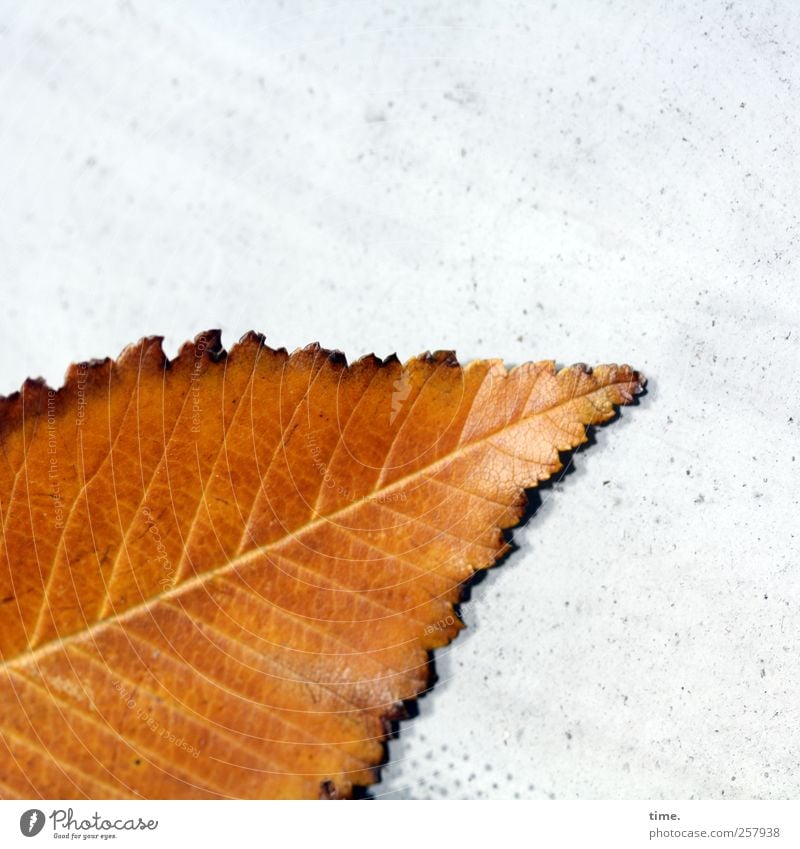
[{"left": 2, "top": 375, "right": 627, "bottom": 672}]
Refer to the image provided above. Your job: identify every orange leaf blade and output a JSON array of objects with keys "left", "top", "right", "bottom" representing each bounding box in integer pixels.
[{"left": 0, "top": 333, "right": 644, "bottom": 799}]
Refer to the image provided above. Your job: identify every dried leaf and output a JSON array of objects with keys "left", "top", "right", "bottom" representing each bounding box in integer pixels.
[{"left": 0, "top": 331, "right": 644, "bottom": 799}]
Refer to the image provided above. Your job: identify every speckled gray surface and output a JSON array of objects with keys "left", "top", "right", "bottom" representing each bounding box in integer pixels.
[{"left": 0, "top": 1, "right": 798, "bottom": 800}]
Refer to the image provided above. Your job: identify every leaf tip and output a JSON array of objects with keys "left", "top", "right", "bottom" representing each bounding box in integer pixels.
[
  {"left": 318, "top": 779, "right": 341, "bottom": 800},
  {"left": 326, "top": 348, "right": 348, "bottom": 367},
  {"left": 421, "top": 349, "right": 459, "bottom": 367},
  {"left": 238, "top": 330, "right": 266, "bottom": 347},
  {"left": 197, "top": 329, "right": 226, "bottom": 361}
]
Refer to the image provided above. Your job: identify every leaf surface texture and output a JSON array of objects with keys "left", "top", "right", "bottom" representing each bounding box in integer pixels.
[{"left": 0, "top": 332, "right": 644, "bottom": 798}]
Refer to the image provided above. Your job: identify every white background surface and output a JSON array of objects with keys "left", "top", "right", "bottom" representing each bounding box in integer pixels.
[{"left": 0, "top": 1, "right": 798, "bottom": 799}]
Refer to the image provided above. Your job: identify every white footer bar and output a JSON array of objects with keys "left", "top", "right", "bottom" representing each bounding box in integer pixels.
[{"left": 1, "top": 799, "right": 797, "bottom": 848}]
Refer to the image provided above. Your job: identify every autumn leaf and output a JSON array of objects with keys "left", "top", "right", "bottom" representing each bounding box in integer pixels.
[{"left": 0, "top": 331, "right": 644, "bottom": 799}]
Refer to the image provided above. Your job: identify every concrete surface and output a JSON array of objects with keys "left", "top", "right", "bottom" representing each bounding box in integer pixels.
[{"left": 0, "top": 1, "right": 798, "bottom": 799}]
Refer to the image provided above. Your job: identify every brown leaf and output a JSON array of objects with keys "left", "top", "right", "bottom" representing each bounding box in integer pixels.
[{"left": 0, "top": 331, "right": 644, "bottom": 799}]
